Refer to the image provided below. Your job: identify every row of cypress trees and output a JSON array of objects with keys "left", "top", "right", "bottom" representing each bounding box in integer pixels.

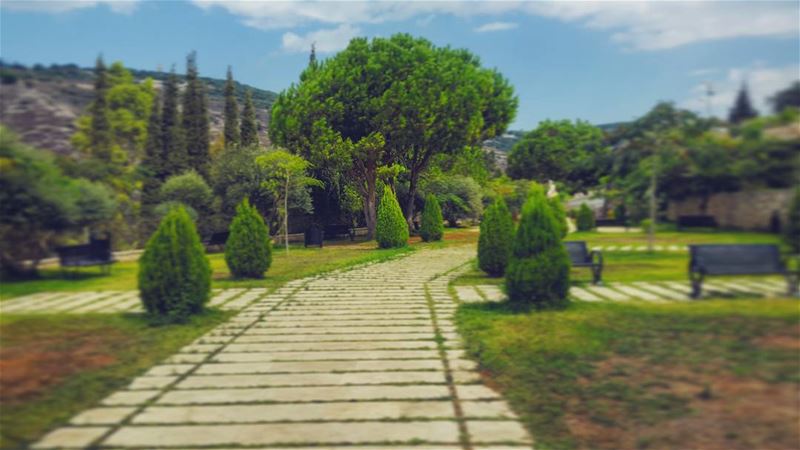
[
  {"left": 478, "top": 184, "right": 571, "bottom": 310},
  {"left": 223, "top": 67, "right": 260, "bottom": 149}
]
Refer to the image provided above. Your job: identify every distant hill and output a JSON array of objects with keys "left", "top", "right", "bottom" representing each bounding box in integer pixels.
[{"left": 0, "top": 61, "right": 278, "bottom": 155}]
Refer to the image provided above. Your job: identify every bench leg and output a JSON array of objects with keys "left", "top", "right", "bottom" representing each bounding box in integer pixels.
[
  {"left": 592, "top": 265, "right": 603, "bottom": 285},
  {"left": 690, "top": 273, "right": 704, "bottom": 299},
  {"left": 787, "top": 274, "right": 799, "bottom": 298}
]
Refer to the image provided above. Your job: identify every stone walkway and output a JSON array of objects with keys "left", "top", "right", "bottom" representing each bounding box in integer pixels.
[
  {"left": 0, "top": 288, "right": 268, "bottom": 314},
  {"left": 33, "top": 247, "right": 532, "bottom": 449},
  {"left": 458, "top": 278, "right": 788, "bottom": 304}
]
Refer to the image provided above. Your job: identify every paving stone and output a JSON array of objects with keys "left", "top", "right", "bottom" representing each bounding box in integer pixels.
[
  {"left": 166, "top": 353, "right": 208, "bottom": 364},
  {"left": 233, "top": 332, "right": 434, "bottom": 343},
  {"left": 128, "top": 375, "right": 178, "bottom": 390},
  {"left": 211, "top": 349, "right": 441, "bottom": 362},
  {"left": 455, "top": 385, "right": 501, "bottom": 400},
  {"left": 158, "top": 385, "right": 451, "bottom": 404},
  {"left": 633, "top": 282, "right": 690, "bottom": 300},
  {"left": 70, "top": 407, "right": 137, "bottom": 425},
  {"left": 103, "top": 422, "right": 460, "bottom": 447},
  {"left": 194, "top": 359, "right": 444, "bottom": 374},
  {"left": 570, "top": 286, "right": 602, "bottom": 302},
  {"left": 460, "top": 400, "right": 518, "bottom": 418},
  {"left": 455, "top": 286, "right": 483, "bottom": 303},
  {"left": 143, "top": 364, "right": 195, "bottom": 377},
  {"left": 468, "top": 420, "right": 532, "bottom": 444},
  {"left": 225, "top": 340, "right": 439, "bottom": 352},
  {"left": 101, "top": 390, "right": 160, "bottom": 406},
  {"left": 612, "top": 285, "right": 666, "bottom": 302},
  {"left": 476, "top": 285, "right": 505, "bottom": 302},
  {"left": 178, "top": 371, "right": 448, "bottom": 388},
  {"left": 134, "top": 400, "right": 457, "bottom": 423},
  {"left": 33, "top": 426, "right": 109, "bottom": 448},
  {"left": 584, "top": 286, "right": 631, "bottom": 301},
  {"left": 241, "top": 326, "right": 435, "bottom": 335}
]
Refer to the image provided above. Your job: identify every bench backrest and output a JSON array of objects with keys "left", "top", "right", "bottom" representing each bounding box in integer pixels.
[
  {"left": 323, "top": 224, "right": 351, "bottom": 235},
  {"left": 57, "top": 239, "right": 112, "bottom": 262},
  {"left": 678, "top": 215, "right": 718, "bottom": 228},
  {"left": 689, "top": 244, "right": 784, "bottom": 275},
  {"left": 565, "top": 241, "right": 590, "bottom": 264},
  {"left": 206, "top": 231, "right": 230, "bottom": 246}
]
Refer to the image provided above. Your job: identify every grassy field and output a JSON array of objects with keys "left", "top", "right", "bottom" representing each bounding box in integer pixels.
[
  {"left": 457, "top": 299, "right": 800, "bottom": 450},
  {"left": 0, "top": 311, "right": 231, "bottom": 449}
]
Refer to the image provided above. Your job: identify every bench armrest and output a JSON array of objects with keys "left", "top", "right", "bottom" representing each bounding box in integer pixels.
[{"left": 589, "top": 250, "right": 603, "bottom": 267}]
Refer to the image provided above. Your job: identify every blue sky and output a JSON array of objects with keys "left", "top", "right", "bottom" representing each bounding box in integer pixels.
[{"left": 2, "top": 1, "right": 798, "bottom": 130}]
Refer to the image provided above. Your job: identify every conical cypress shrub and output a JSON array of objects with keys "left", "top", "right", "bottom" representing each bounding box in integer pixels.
[
  {"left": 376, "top": 188, "right": 409, "bottom": 248},
  {"left": 478, "top": 198, "right": 514, "bottom": 277},
  {"left": 506, "top": 184, "right": 570, "bottom": 310},
  {"left": 420, "top": 194, "right": 444, "bottom": 242},
  {"left": 138, "top": 205, "right": 211, "bottom": 322},
  {"left": 225, "top": 198, "right": 272, "bottom": 278},
  {"left": 548, "top": 196, "right": 568, "bottom": 238},
  {"left": 576, "top": 203, "right": 596, "bottom": 231}
]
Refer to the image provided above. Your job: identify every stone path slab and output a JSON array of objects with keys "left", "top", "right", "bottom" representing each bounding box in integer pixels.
[{"left": 34, "top": 247, "right": 531, "bottom": 449}]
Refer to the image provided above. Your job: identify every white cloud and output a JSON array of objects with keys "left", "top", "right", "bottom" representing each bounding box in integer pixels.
[
  {"left": 689, "top": 68, "right": 719, "bottom": 78},
  {"left": 2, "top": 0, "right": 138, "bottom": 14},
  {"left": 474, "top": 21, "right": 517, "bottom": 33},
  {"left": 682, "top": 64, "right": 800, "bottom": 116},
  {"left": 282, "top": 24, "right": 361, "bottom": 54},
  {"left": 191, "top": 1, "right": 799, "bottom": 51}
]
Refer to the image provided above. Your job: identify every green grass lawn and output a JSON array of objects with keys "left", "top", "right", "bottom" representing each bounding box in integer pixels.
[
  {"left": 0, "top": 311, "right": 231, "bottom": 449},
  {"left": 457, "top": 299, "right": 800, "bottom": 450}
]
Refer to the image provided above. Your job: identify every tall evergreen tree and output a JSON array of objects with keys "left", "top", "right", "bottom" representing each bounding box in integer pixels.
[
  {"left": 223, "top": 66, "right": 240, "bottom": 148},
  {"left": 729, "top": 83, "right": 759, "bottom": 124},
  {"left": 161, "top": 67, "right": 186, "bottom": 177},
  {"left": 309, "top": 43, "right": 317, "bottom": 68},
  {"left": 182, "top": 51, "right": 210, "bottom": 178},
  {"left": 240, "top": 89, "right": 259, "bottom": 147},
  {"left": 89, "top": 55, "right": 113, "bottom": 162},
  {"left": 141, "top": 94, "right": 163, "bottom": 213}
]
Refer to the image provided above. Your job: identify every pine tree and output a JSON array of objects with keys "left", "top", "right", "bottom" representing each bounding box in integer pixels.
[
  {"left": 141, "top": 93, "right": 163, "bottom": 221},
  {"left": 161, "top": 67, "right": 186, "bottom": 177},
  {"left": 182, "top": 51, "right": 210, "bottom": 178},
  {"left": 729, "top": 83, "right": 759, "bottom": 124},
  {"left": 240, "top": 89, "right": 259, "bottom": 147},
  {"left": 478, "top": 198, "right": 514, "bottom": 277},
  {"left": 223, "top": 66, "right": 240, "bottom": 148},
  {"left": 89, "top": 55, "right": 113, "bottom": 162},
  {"left": 506, "top": 184, "right": 570, "bottom": 310}
]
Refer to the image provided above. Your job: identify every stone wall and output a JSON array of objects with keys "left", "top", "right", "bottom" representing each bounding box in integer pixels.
[{"left": 667, "top": 188, "right": 794, "bottom": 231}]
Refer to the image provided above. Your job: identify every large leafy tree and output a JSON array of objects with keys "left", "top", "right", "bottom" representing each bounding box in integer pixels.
[
  {"left": 769, "top": 81, "right": 800, "bottom": 113},
  {"left": 507, "top": 119, "right": 608, "bottom": 193},
  {"left": 270, "top": 34, "right": 517, "bottom": 237},
  {"left": 223, "top": 66, "right": 240, "bottom": 148},
  {"left": 182, "top": 51, "right": 210, "bottom": 179}
]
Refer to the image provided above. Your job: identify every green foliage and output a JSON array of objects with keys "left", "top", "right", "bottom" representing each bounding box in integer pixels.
[
  {"left": 138, "top": 205, "right": 211, "bottom": 322},
  {"left": 487, "top": 176, "right": 534, "bottom": 218},
  {"left": 223, "top": 66, "right": 240, "bottom": 148},
  {"left": 548, "top": 196, "right": 568, "bottom": 238},
  {"left": 88, "top": 56, "right": 113, "bottom": 162},
  {"left": 0, "top": 128, "right": 116, "bottom": 276},
  {"left": 225, "top": 198, "right": 272, "bottom": 278},
  {"left": 161, "top": 68, "right": 186, "bottom": 177},
  {"left": 769, "top": 81, "right": 800, "bottom": 113},
  {"left": 507, "top": 119, "right": 609, "bottom": 193},
  {"left": 477, "top": 198, "right": 514, "bottom": 277},
  {"left": 420, "top": 194, "right": 444, "bottom": 242},
  {"left": 785, "top": 188, "right": 800, "bottom": 254},
  {"left": 182, "top": 52, "right": 211, "bottom": 179},
  {"left": 505, "top": 184, "right": 570, "bottom": 310},
  {"left": 159, "top": 170, "right": 213, "bottom": 216},
  {"left": 376, "top": 188, "right": 409, "bottom": 248},
  {"left": 420, "top": 173, "right": 483, "bottom": 227},
  {"left": 240, "top": 89, "right": 259, "bottom": 147},
  {"left": 729, "top": 84, "right": 759, "bottom": 124},
  {"left": 211, "top": 145, "right": 272, "bottom": 222},
  {"left": 576, "top": 203, "right": 596, "bottom": 231}
]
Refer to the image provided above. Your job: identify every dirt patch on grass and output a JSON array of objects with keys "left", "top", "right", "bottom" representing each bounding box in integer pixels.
[
  {"left": 568, "top": 354, "right": 800, "bottom": 450},
  {"left": 0, "top": 327, "right": 127, "bottom": 403}
]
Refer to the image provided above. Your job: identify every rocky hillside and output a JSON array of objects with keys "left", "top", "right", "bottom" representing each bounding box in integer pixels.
[{"left": 0, "top": 62, "right": 277, "bottom": 155}]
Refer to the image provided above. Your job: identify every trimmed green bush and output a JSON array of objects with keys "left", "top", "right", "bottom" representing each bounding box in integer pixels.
[
  {"left": 785, "top": 187, "right": 800, "bottom": 254},
  {"left": 576, "top": 203, "right": 596, "bottom": 231},
  {"left": 548, "top": 196, "right": 568, "bottom": 238},
  {"left": 420, "top": 194, "right": 444, "bottom": 242},
  {"left": 478, "top": 198, "right": 514, "bottom": 277},
  {"left": 138, "top": 205, "right": 211, "bottom": 322},
  {"left": 506, "top": 185, "right": 570, "bottom": 310},
  {"left": 225, "top": 198, "right": 272, "bottom": 278},
  {"left": 376, "top": 188, "right": 409, "bottom": 248}
]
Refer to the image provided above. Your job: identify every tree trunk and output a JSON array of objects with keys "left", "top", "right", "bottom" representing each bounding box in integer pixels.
[
  {"left": 363, "top": 179, "right": 377, "bottom": 239},
  {"left": 404, "top": 171, "right": 419, "bottom": 229},
  {"left": 284, "top": 175, "right": 290, "bottom": 254}
]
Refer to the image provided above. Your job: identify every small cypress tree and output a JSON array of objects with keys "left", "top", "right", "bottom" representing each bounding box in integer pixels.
[
  {"left": 548, "top": 196, "right": 568, "bottom": 238},
  {"left": 478, "top": 198, "right": 514, "bottom": 277},
  {"left": 785, "top": 187, "right": 800, "bottom": 254},
  {"left": 225, "top": 198, "right": 272, "bottom": 278},
  {"left": 576, "top": 203, "right": 596, "bottom": 231},
  {"left": 223, "top": 66, "right": 240, "bottom": 148},
  {"left": 182, "top": 51, "right": 210, "bottom": 179},
  {"left": 240, "top": 89, "right": 259, "bottom": 147},
  {"left": 376, "top": 188, "right": 408, "bottom": 248},
  {"left": 506, "top": 185, "right": 570, "bottom": 310},
  {"left": 138, "top": 205, "right": 211, "bottom": 322},
  {"left": 420, "top": 194, "right": 444, "bottom": 242}
]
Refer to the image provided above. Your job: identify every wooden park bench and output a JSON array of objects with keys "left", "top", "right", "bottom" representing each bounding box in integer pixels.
[
  {"left": 677, "top": 215, "right": 718, "bottom": 230},
  {"left": 323, "top": 224, "right": 355, "bottom": 241},
  {"left": 56, "top": 238, "right": 116, "bottom": 275},
  {"left": 688, "top": 244, "right": 798, "bottom": 298},
  {"left": 565, "top": 241, "right": 603, "bottom": 285},
  {"left": 204, "top": 231, "right": 229, "bottom": 252},
  {"left": 595, "top": 218, "right": 626, "bottom": 227}
]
